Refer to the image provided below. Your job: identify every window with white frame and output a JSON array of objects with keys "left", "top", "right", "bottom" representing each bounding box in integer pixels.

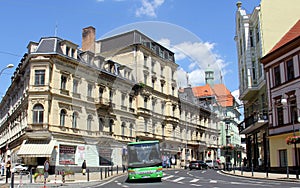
[
  {"left": 279, "top": 149, "right": 287, "bottom": 167},
  {"left": 87, "top": 115, "right": 93, "bottom": 131},
  {"left": 73, "top": 80, "right": 78, "bottom": 93},
  {"left": 286, "top": 59, "right": 294, "bottom": 81},
  {"left": 34, "top": 70, "right": 45, "bottom": 85},
  {"left": 33, "top": 104, "right": 44, "bottom": 124},
  {"left": 122, "top": 122, "right": 126, "bottom": 136},
  {"left": 99, "top": 118, "right": 104, "bottom": 131},
  {"left": 72, "top": 112, "right": 78, "bottom": 128},
  {"left": 87, "top": 84, "right": 93, "bottom": 97},
  {"left": 61, "top": 75, "right": 67, "bottom": 90},
  {"left": 60, "top": 109, "right": 67, "bottom": 126},
  {"left": 129, "top": 123, "right": 134, "bottom": 137},
  {"left": 121, "top": 94, "right": 126, "bottom": 106}
]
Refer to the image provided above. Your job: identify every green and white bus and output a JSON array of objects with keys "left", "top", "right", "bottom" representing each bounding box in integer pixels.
[{"left": 127, "top": 140, "right": 163, "bottom": 181}]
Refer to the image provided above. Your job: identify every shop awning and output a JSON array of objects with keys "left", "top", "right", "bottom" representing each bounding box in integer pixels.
[{"left": 17, "top": 139, "right": 56, "bottom": 157}]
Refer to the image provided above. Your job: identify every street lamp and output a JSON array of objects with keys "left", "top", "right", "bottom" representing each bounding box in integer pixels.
[
  {"left": 281, "top": 98, "right": 300, "bottom": 179},
  {"left": 0, "top": 64, "right": 14, "bottom": 77}
]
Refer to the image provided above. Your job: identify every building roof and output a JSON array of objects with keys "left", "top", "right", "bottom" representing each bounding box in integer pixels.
[
  {"left": 192, "top": 84, "right": 233, "bottom": 107},
  {"left": 269, "top": 19, "right": 300, "bottom": 53}
]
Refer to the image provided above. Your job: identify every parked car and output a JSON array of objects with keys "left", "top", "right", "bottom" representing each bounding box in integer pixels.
[
  {"left": 12, "top": 163, "right": 29, "bottom": 174},
  {"left": 205, "top": 160, "right": 219, "bottom": 169},
  {"left": 189, "top": 160, "right": 208, "bottom": 170}
]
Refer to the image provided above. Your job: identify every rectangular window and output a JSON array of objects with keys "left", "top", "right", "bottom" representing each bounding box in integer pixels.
[
  {"left": 274, "top": 65, "right": 281, "bottom": 86},
  {"left": 87, "top": 84, "right": 93, "bottom": 97},
  {"left": 34, "top": 70, "right": 45, "bottom": 85},
  {"left": 151, "top": 60, "right": 155, "bottom": 72},
  {"left": 279, "top": 149, "right": 287, "bottom": 167},
  {"left": 286, "top": 59, "right": 294, "bottom": 81},
  {"left": 161, "top": 103, "right": 165, "bottom": 115},
  {"left": 61, "top": 75, "right": 67, "bottom": 90},
  {"left": 144, "top": 97, "right": 148, "bottom": 109},
  {"left": 73, "top": 80, "right": 78, "bottom": 93},
  {"left": 121, "top": 94, "right": 126, "bottom": 106},
  {"left": 144, "top": 56, "right": 148, "bottom": 66},
  {"left": 276, "top": 106, "right": 284, "bottom": 126}
]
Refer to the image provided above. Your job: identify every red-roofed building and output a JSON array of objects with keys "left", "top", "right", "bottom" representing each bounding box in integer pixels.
[{"left": 261, "top": 19, "right": 300, "bottom": 175}]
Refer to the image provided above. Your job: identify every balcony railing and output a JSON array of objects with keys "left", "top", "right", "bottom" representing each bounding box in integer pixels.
[{"left": 244, "top": 112, "right": 268, "bottom": 129}]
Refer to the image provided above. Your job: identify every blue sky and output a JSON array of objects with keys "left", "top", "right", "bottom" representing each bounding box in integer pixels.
[{"left": 0, "top": 0, "right": 261, "bottom": 100}]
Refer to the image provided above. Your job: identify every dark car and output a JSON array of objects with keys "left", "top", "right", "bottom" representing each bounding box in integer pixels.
[{"left": 189, "top": 160, "right": 208, "bottom": 170}]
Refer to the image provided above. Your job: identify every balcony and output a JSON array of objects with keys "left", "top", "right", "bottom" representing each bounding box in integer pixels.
[
  {"left": 239, "top": 78, "right": 265, "bottom": 101},
  {"left": 164, "top": 116, "right": 179, "bottom": 124},
  {"left": 137, "top": 107, "right": 151, "bottom": 117},
  {"left": 241, "top": 112, "right": 268, "bottom": 134},
  {"left": 95, "top": 97, "right": 113, "bottom": 110}
]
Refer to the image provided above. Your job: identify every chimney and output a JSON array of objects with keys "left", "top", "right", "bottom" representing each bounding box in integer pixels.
[{"left": 82, "top": 26, "right": 95, "bottom": 53}]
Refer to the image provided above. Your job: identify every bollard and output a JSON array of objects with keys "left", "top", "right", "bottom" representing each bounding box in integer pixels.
[
  {"left": 100, "top": 168, "right": 103, "bottom": 180},
  {"left": 241, "top": 164, "right": 243, "bottom": 175},
  {"left": 111, "top": 166, "right": 113, "bottom": 176},
  {"left": 30, "top": 168, "right": 33, "bottom": 183},
  {"left": 117, "top": 165, "right": 118, "bottom": 174},
  {"left": 287, "top": 165, "right": 289, "bottom": 179},
  {"left": 62, "top": 169, "right": 65, "bottom": 183},
  {"left": 10, "top": 172, "right": 14, "bottom": 188},
  {"left": 251, "top": 163, "right": 254, "bottom": 177},
  {"left": 19, "top": 173, "right": 23, "bottom": 187},
  {"left": 87, "top": 169, "right": 90, "bottom": 182},
  {"left": 233, "top": 165, "right": 235, "bottom": 174},
  {"left": 105, "top": 168, "right": 107, "bottom": 178}
]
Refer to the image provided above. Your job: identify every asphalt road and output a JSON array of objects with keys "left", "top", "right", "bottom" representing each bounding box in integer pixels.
[{"left": 64, "top": 169, "right": 300, "bottom": 188}]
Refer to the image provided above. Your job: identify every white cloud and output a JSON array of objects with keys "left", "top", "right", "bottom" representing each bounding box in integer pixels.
[
  {"left": 135, "top": 0, "right": 165, "bottom": 17},
  {"left": 158, "top": 39, "right": 227, "bottom": 87}
]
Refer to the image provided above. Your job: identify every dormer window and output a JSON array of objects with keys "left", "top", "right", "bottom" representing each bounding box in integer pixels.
[{"left": 66, "top": 46, "right": 70, "bottom": 56}]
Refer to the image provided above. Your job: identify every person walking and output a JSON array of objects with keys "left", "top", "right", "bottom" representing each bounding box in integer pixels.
[{"left": 81, "top": 160, "right": 86, "bottom": 175}]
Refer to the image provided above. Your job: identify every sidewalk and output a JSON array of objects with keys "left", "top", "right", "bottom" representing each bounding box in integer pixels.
[
  {"left": 221, "top": 169, "right": 300, "bottom": 182},
  {"left": 0, "top": 169, "right": 126, "bottom": 188}
]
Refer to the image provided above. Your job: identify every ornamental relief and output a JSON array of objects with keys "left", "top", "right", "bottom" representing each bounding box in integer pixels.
[{"left": 30, "top": 99, "right": 46, "bottom": 106}]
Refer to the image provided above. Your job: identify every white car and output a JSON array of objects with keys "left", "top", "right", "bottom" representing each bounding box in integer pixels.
[
  {"left": 12, "top": 164, "right": 29, "bottom": 173},
  {"left": 205, "top": 160, "right": 218, "bottom": 169}
]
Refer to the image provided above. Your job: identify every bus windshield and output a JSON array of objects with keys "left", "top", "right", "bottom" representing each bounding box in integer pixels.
[{"left": 128, "top": 142, "right": 161, "bottom": 167}]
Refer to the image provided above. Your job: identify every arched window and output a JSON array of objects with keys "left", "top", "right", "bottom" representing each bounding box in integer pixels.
[
  {"left": 121, "top": 122, "right": 126, "bottom": 136},
  {"left": 109, "top": 119, "right": 114, "bottom": 133},
  {"left": 72, "top": 112, "right": 78, "bottom": 128},
  {"left": 60, "top": 109, "right": 67, "bottom": 126},
  {"left": 87, "top": 115, "right": 93, "bottom": 131},
  {"left": 99, "top": 118, "right": 104, "bottom": 131},
  {"left": 33, "top": 104, "right": 44, "bottom": 124}
]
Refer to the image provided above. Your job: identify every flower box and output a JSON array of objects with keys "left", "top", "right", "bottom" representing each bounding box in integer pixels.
[{"left": 286, "top": 135, "right": 300, "bottom": 145}]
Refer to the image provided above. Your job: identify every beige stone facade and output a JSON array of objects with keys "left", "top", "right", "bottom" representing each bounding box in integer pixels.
[{"left": 0, "top": 27, "right": 219, "bottom": 172}]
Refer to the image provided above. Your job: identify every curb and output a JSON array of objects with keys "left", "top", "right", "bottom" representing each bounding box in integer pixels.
[{"left": 220, "top": 170, "right": 300, "bottom": 182}]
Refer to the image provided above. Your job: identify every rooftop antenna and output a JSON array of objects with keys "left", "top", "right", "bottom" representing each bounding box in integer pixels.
[
  {"left": 220, "top": 70, "right": 223, "bottom": 84},
  {"left": 54, "top": 22, "right": 58, "bottom": 37}
]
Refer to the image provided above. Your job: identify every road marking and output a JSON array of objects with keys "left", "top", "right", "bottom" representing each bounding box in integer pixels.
[
  {"left": 162, "top": 175, "right": 174, "bottom": 180},
  {"left": 210, "top": 180, "right": 217, "bottom": 183},
  {"left": 172, "top": 177, "right": 185, "bottom": 182},
  {"left": 190, "top": 178, "right": 200, "bottom": 183},
  {"left": 190, "top": 184, "right": 202, "bottom": 186},
  {"left": 175, "top": 171, "right": 179, "bottom": 174}
]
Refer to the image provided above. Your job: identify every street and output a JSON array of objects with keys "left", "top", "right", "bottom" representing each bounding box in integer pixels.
[{"left": 67, "top": 169, "right": 300, "bottom": 188}]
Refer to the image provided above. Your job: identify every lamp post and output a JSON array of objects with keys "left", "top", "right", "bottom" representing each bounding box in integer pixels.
[
  {"left": 0, "top": 64, "right": 14, "bottom": 77},
  {"left": 281, "top": 98, "right": 300, "bottom": 179}
]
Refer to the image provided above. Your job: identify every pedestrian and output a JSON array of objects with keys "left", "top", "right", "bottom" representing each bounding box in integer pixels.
[
  {"left": 6, "top": 160, "right": 11, "bottom": 179},
  {"left": 0, "top": 160, "right": 4, "bottom": 176},
  {"left": 81, "top": 160, "right": 86, "bottom": 175}
]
